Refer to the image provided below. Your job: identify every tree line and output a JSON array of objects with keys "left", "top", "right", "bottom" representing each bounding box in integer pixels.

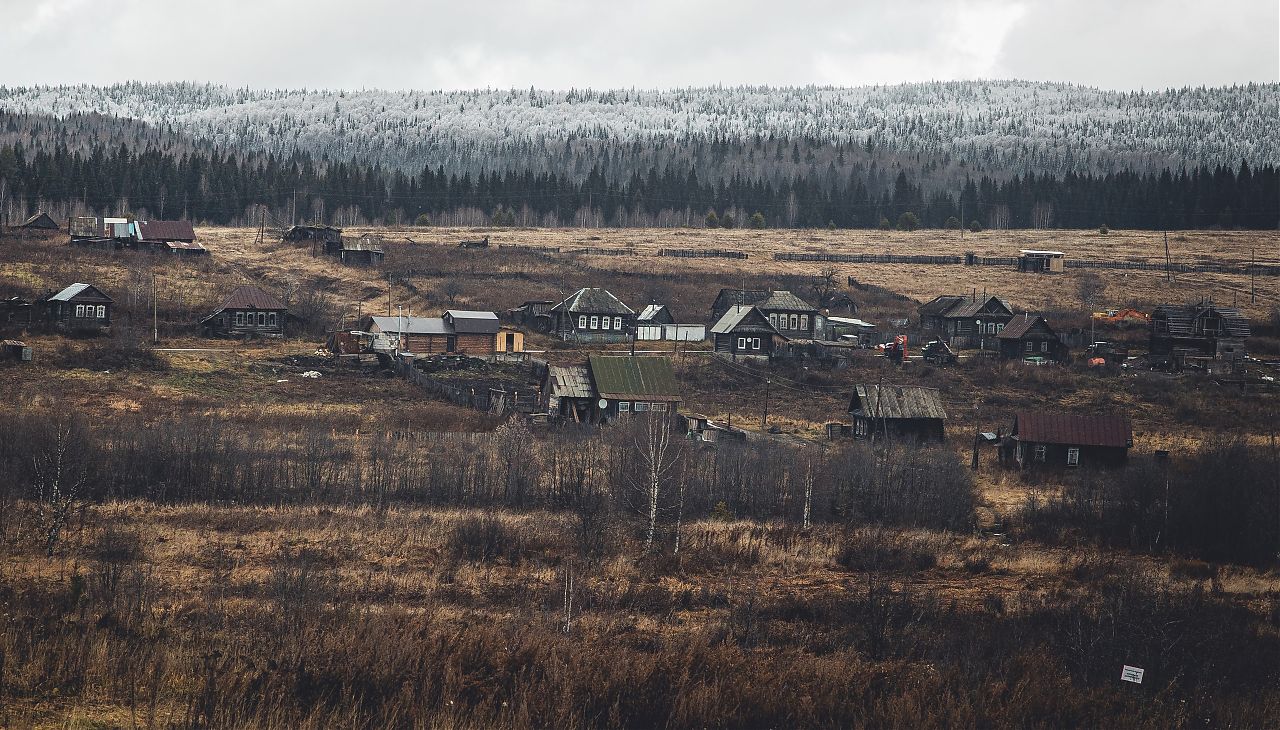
[{"left": 1, "top": 139, "right": 1275, "bottom": 230}]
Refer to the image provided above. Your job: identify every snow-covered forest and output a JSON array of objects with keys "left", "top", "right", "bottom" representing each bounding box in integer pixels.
[{"left": 1, "top": 81, "right": 1275, "bottom": 185}]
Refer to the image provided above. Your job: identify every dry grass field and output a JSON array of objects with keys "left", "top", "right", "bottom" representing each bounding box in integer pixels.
[{"left": 1, "top": 226, "right": 1279, "bottom": 728}]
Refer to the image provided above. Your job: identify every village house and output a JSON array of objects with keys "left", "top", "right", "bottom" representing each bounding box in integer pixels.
[
  {"left": 1149, "top": 302, "right": 1250, "bottom": 368},
  {"left": 549, "top": 287, "right": 635, "bottom": 343},
  {"left": 39, "top": 283, "right": 113, "bottom": 332},
  {"left": 541, "top": 355, "right": 681, "bottom": 423},
  {"left": 711, "top": 289, "right": 820, "bottom": 339},
  {"left": 136, "top": 220, "right": 207, "bottom": 256},
  {"left": 847, "top": 384, "right": 947, "bottom": 442},
  {"left": 362, "top": 310, "right": 502, "bottom": 356},
  {"left": 200, "top": 286, "right": 287, "bottom": 338},
  {"left": 918, "top": 293, "right": 1014, "bottom": 349},
  {"left": 996, "top": 314, "right": 1069, "bottom": 362},
  {"left": 710, "top": 305, "right": 785, "bottom": 358},
  {"left": 1000, "top": 412, "right": 1132, "bottom": 469}
]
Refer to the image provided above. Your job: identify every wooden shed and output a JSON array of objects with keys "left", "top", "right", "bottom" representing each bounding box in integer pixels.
[
  {"left": 543, "top": 364, "right": 596, "bottom": 422},
  {"left": 283, "top": 225, "right": 343, "bottom": 246},
  {"left": 1017, "top": 249, "right": 1066, "bottom": 273},
  {"left": 18, "top": 211, "right": 59, "bottom": 230},
  {"left": 847, "top": 384, "right": 947, "bottom": 442}
]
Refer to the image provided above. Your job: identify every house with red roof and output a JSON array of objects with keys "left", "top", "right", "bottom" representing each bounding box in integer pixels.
[{"left": 1001, "top": 411, "right": 1133, "bottom": 469}]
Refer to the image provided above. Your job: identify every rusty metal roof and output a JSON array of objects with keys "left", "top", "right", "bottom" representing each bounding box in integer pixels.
[
  {"left": 588, "top": 355, "right": 680, "bottom": 401},
  {"left": 216, "top": 286, "right": 286, "bottom": 311},
  {"left": 849, "top": 384, "right": 947, "bottom": 420},
  {"left": 136, "top": 220, "right": 196, "bottom": 241},
  {"left": 1014, "top": 412, "right": 1132, "bottom": 448}
]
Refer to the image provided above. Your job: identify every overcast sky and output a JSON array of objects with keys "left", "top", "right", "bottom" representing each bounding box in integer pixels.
[{"left": 2, "top": 0, "right": 1276, "bottom": 91}]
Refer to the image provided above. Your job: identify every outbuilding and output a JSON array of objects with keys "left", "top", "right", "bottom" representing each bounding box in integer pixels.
[
  {"left": 1001, "top": 412, "right": 1132, "bottom": 469},
  {"left": 18, "top": 211, "right": 59, "bottom": 231},
  {"left": 997, "top": 314, "right": 1069, "bottom": 362},
  {"left": 1017, "top": 249, "right": 1066, "bottom": 273},
  {"left": 847, "top": 384, "right": 947, "bottom": 442}
]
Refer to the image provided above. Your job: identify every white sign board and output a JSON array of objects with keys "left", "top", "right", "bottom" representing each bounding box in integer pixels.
[{"left": 1120, "top": 665, "right": 1144, "bottom": 684}]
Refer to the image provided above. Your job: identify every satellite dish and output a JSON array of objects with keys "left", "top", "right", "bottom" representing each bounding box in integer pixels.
[{"left": 598, "top": 399, "right": 608, "bottom": 409}]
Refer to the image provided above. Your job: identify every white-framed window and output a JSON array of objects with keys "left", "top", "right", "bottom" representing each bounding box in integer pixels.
[
  {"left": 737, "top": 337, "right": 747, "bottom": 349},
  {"left": 258, "top": 312, "right": 267, "bottom": 326},
  {"left": 1066, "top": 448, "right": 1080, "bottom": 466},
  {"left": 613, "top": 316, "right": 622, "bottom": 330},
  {"left": 789, "top": 314, "right": 798, "bottom": 330},
  {"left": 235, "top": 312, "right": 243, "bottom": 326},
  {"left": 268, "top": 312, "right": 277, "bottom": 326},
  {"left": 1034, "top": 445, "right": 1047, "bottom": 462},
  {"left": 1025, "top": 341, "right": 1034, "bottom": 353},
  {"left": 634, "top": 402, "right": 650, "bottom": 412},
  {"left": 96, "top": 305, "right": 105, "bottom": 318},
  {"left": 578, "top": 315, "right": 587, "bottom": 329},
  {"left": 1040, "top": 341, "right": 1049, "bottom": 353},
  {"left": 652, "top": 403, "right": 667, "bottom": 412},
  {"left": 996, "top": 323, "right": 1004, "bottom": 333},
  {"left": 590, "top": 316, "right": 599, "bottom": 329},
  {"left": 800, "top": 315, "right": 809, "bottom": 330},
  {"left": 855, "top": 420, "right": 868, "bottom": 437},
  {"left": 769, "top": 313, "right": 778, "bottom": 328},
  {"left": 987, "top": 322, "right": 997, "bottom": 334},
  {"left": 618, "top": 401, "right": 630, "bottom": 412},
  {"left": 75, "top": 305, "right": 85, "bottom": 317},
  {"left": 751, "top": 338, "right": 760, "bottom": 349}
]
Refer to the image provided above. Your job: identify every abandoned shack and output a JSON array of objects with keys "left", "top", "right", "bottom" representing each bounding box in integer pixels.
[
  {"left": 549, "top": 288, "right": 635, "bottom": 343},
  {"left": 1, "top": 339, "right": 32, "bottom": 362},
  {"left": 847, "top": 384, "right": 947, "bottom": 442},
  {"left": 710, "top": 305, "right": 785, "bottom": 358},
  {"left": 588, "top": 355, "right": 681, "bottom": 419},
  {"left": 918, "top": 293, "right": 1014, "bottom": 349},
  {"left": 18, "top": 211, "right": 59, "bottom": 230},
  {"left": 1001, "top": 412, "right": 1132, "bottom": 469},
  {"left": 283, "top": 225, "right": 343, "bottom": 246},
  {"left": 508, "top": 300, "right": 555, "bottom": 332},
  {"left": 1149, "top": 303, "right": 1250, "bottom": 367},
  {"left": 1017, "top": 249, "right": 1066, "bottom": 273},
  {"left": 200, "top": 286, "right": 287, "bottom": 338},
  {"left": 997, "top": 314, "right": 1069, "bottom": 362},
  {"left": 1, "top": 297, "right": 33, "bottom": 328},
  {"left": 40, "top": 283, "right": 113, "bottom": 332},
  {"left": 335, "top": 236, "right": 385, "bottom": 266},
  {"left": 543, "top": 364, "right": 596, "bottom": 422}
]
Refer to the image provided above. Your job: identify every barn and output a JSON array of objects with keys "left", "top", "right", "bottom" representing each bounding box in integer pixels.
[{"left": 847, "top": 384, "right": 947, "bottom": 442}]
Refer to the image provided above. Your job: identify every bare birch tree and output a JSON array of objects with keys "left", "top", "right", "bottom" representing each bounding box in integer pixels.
[
  {"left": 635, "top": 409, "right": 680, "bottom": 553},
  {"left": 32, "top": 413, "right": 92, "bottom": 557}
]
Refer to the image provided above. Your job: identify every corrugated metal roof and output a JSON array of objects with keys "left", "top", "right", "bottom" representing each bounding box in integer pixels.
[
  {"left": 945, "top": 296, "right": 1013, "bottom": 319},
  {"left": 136, "top": 220, "right": 196, "bottom": 241},
  {"left": 47, "top": 283, "right": 113, "bottom": 303},
  {"left": 849, "top": 384, "right": 947, "bottom": 420},
  {"left": 369, "top": 315, "right": 449, "bottom": 335},
  {"left": 1014, "top": 412, "right": 1132, "bottom": 448},
  {"left": 217, "top": 286, "right": 286, "bottom": 311},
  {"left": 445, "top": 310, "right": 500, "bottom": 334},
  {"left": 827, "top": 316, "right": 876, "bottom": 328},
  {"left": 638, "top": 304, "right": 667, "bottom": 321},
  {"left": 588, "top": 355, "right": 680, "bottom": 401},
  {"left": 710, "top": 305, "right": 778, "bottom": 335},
  {"left": 997, "top": 314, "right": 1053, "bottom": 339},
  {"left": 550, "top": 288, "right": 634, "bottom": 316},
  {"left": 546, "top": 365, "right": 594, "bottom": 399}
]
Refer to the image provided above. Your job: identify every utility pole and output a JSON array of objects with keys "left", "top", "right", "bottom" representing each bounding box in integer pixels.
[
  {"left": 959, "top": 195, "right": 964, "bottom": 241},
  {"left": 760, "top": 378, "right": 771, "bottom": 431},
  {"left": 1164, "top": 230, "right": 1172, "bottom": 283},
  {"left": 387, "top": 272, "right": 392, "bottom": 316},
  {"left": 152, "top": 271, "right": 158, "bottom": 345},
  {"left": 1251, "top": 241, "right": 1257, "bottom": 304}
]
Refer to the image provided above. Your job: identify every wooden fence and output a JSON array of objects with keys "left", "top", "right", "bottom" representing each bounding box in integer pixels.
[
  {"left": 399, "top": 358, "right": 541, "bottom": 415},
  {"left": 780, "top": 251, "right": 1279, "bottom": 276},
  {"left": 657, "top": 248, "right": 749, "bottom": 259}
]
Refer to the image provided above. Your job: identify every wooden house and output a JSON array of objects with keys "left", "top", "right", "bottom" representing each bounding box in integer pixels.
[
  {"left": 364, "top": 310, "right": 501, "bottom": 356},
  {"left": 1149, "top": 303, "right": 1250, "bottom": 367},
  {"left": 588, "top": 355, "right": 681, "bottom": 419},
  {"left": 918, "top": 293, "right": 1014, "bottom": 349},
  {"left": 1, "top": 296, "right": 34, "bottom": 329},
  {"left": 508, "top": 300, "right": 555, "bottom": 332},
  {"left": 710, "top": 305, "right": 785, "bottom": 357},
  {"left": 711, "top": 289, "right": 819, "bottom": 339},
  {"left": 997, "top": 314, "right": 1069, "bottom": 362},
  {"left": 638, "top": 304, "right": 675, "bottom": 326},
  {"left": 1001, "top": 412, "right": 1132, "bottom": 469},
  {"left": 200, "top": 286, "right": 287, "bottom": 338},
  {"left": 40, "top": 283, "right": 113, "bottom": 332},
  {"left": 549, "top": 288, "right": 635, "bottom": 343},
  {"left": 1017, "top": 249, "right": 1065, "bottom": 273},
  {"left": 18, "top": 211, "right": 59, "bottom": 231},
  {"left": 847, "top": 384, "right": 947, "bottom": 442}
]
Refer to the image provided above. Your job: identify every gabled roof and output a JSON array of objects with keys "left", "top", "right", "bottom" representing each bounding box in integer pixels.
[
  {"left": 711, "top": 305, "right": 781, "bottom": 335},
  {"left": 369, "top": 315, "right": 449, "bottom": 335},
  {"left": 1014, "top": 412, "right": 1132, "bottom": 448},
  {"left": 918, "top": 294, "right": 1012, "bottom": 319},
  {"left": 216, "top": 286, "right": 286, "bottom": 311},
  {"left": 919, "top": 295, "right": 968, "bottom": 317},
  {"left": 998, "top": 314, "right": 1055, "bottom": 339},
  {"left": 136, "top": 220, "right": 196, "bottom": 241},
  {"left": 588, "top": 355, "right": 680, "bottom": 401},
  {"left": 551, "top": 288, "right": 634, "bottom": 316},
  {"left": 944, "top": 295, "right": 1013, "bottom": 319},
  {"left": 546, "top": 365, "right": 594, "bottom": 399},
  {"left": 1152, "top": 304, "right": 1250, "bottom": 338},
  {"left": 20, "top": 211, "right": 58, "bottom": 229},
  {"left": 638, "top": 304, "right": 668, "bottom": 321},
  {"left": 849, "top": 384, "right": 947, "bottom": 420},
  {"left": 444, "top": 310, "right": 500, "bottom": 334},
  {"left": 47, "top": 283, "right": 113, "bottom": 303},
  {"left": 342, "top": 237, "right": 384, "bottom": 252},
  {"left": 756, "top": 290, "right": 817, "bottom": 312}
]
